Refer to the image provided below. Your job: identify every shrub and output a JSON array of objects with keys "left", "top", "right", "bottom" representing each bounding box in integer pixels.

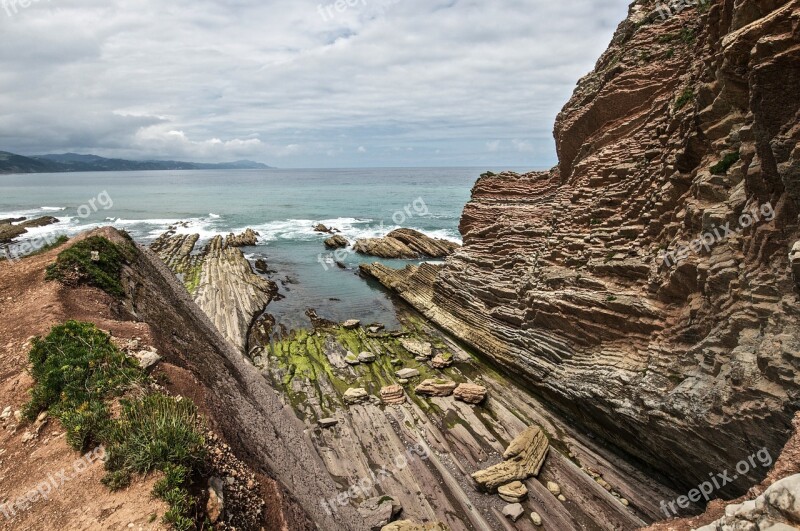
[
  {"left": 45, "top": 236, "right": 136, "bottom": 297},
  {"left": 710, "top": 152, "right": 741, "bottom": 174},
  {"left": 674, "top": 87, "right": 695, "bottom": 110},
  {"left": 24, "top": 321, "right": 142, "bottom": 450}
]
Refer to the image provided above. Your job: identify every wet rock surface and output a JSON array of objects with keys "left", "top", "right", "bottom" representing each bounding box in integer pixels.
[{"left": 354, "top": 228, "right": 459, "bottom": 259}]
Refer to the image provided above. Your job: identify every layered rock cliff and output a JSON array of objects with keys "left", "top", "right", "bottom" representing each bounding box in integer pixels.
[{"left": 363, "top": 0, "right": 800, "bottom": 501}]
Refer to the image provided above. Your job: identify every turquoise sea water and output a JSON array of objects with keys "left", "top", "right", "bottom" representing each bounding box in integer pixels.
[{"left": 0, "top": 167, "right": 516, "bottom": 330}]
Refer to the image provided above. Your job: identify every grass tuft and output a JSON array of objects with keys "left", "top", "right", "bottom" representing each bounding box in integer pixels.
[
  {"left": 45, "top": 235, "right": 136, "bottom": 297},
  {"left": 24, "top": 320, "right": 142, "bottom": 450}
]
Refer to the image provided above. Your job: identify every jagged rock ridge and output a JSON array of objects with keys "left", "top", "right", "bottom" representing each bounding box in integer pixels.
[{"left": 363, "top": 0, "right": 800, "bottom": 498}]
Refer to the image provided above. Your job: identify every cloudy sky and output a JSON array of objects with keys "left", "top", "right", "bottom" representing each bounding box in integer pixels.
[{"left": 0, "top": 0, "right": 629, "bottom": 168}]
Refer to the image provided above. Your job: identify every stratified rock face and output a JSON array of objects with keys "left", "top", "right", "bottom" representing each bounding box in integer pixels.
[
  {"left": 354, "top": 229, "right": 459, "bottom": 259},
  {"left": 471, "top": 425, "right": 549, "bottom": 492},
  {"left": 695, "top": 474, "right": 800, "bottom": 531},
  {"left": 364, "top": 0, "right": 800, "bottom": 495},
  {"left": 151, "top": 230, "right": 277, "bottom": 351}
]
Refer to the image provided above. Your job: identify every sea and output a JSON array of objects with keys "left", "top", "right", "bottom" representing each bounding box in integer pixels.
[{"left": 0, "top": 167, "right": 528, "bottom": 331}]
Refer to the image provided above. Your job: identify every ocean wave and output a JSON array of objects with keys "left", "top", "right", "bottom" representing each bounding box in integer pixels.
[{"left": 40, "top": 206, "right": 67, "bottom": 211}]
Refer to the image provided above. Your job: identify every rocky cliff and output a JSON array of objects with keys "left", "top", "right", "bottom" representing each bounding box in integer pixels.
[{"left": 363, "top": 0, "right": 800, "bottom": 501}]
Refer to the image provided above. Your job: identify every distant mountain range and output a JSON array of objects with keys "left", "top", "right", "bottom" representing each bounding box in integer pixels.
[{"left": 0, "top": 151, "right": 272, "bottom": 174}]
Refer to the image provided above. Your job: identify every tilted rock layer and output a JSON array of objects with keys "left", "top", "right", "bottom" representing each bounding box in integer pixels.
[{"left": 363, "top": 0, "right": 800, "bottom": 496}]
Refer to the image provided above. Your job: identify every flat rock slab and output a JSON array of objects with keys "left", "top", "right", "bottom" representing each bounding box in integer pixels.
[
  {"left": 381, "top": 385, "right": 406, "bottom": 405},
  {"left": 343, "top": 387, "right": 369, "bottom": 405},
  {"left": 398, "top": 338, "right": 433, "bottom": 358},
  {"left": 502, "top": 503, "right": 524, "bottom": 522},
  {"left": 395, "top": 368, "right": 420, "bottom": 379},
  {"left": 415, "top": 379, "right": 457, "bottom": 397}
]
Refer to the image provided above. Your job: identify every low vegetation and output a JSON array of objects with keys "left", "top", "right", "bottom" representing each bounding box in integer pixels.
[
  {"left": 24, "top": 321, "right": 207, "bottom": 530},
  {"left": 45, "top": 235, "right": 136, "bottom": 297},
  {"left": 710, "top": 152, "right": 741, "bottom": 175},
  {"left": 674, "top": 87, "right": 695, "bottom": 110}
]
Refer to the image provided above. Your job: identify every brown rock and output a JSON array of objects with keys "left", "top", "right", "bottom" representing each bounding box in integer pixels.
[
  {"left": 472, "top": 425, "right": 549, "bottom": 492},
  {"left": 354, "top": 228, "right": 459, "bottom": 259},
  {"left": 380, "top": 385, "right": 406, "bottom": 405},
  {"left": 414, "top": 379, "right": 457, "bottom": 397},
  {"left": 453, "top": 383, "right": 487, "bottom": 404},
  {"left": 324, "top": 235, "right": 350, "bottom": 249}
]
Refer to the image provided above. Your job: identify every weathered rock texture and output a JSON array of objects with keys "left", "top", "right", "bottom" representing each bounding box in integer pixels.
[
  {"left": 362, "top": 0, "right": 800, "bottom": 498},
  {"left": 472, "top": 425, "right": 549, "bottom": 492},
  {"left": 354, "top": 229, "right": 459, "bottom": 259},
  {"left": 150, "top": 229, "right": 277, "bottom": 351}
]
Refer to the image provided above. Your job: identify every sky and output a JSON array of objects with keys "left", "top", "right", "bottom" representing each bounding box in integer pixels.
[{"left": 0, "top": 0, "right": 630, "bottom": 168}]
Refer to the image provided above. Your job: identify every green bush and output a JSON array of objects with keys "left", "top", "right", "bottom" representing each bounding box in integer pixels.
[
  {"left": 674, "top": 87, "right": 695, "bottom": 110},
  {"left": 24, "top": 321, "right": 142, "bottom": 450},
  {"left": 710, "top": 152, "right": 741, "bottom": 174},
  {"left": 45, "top": 236, "right": 136, "bottom": 297}
]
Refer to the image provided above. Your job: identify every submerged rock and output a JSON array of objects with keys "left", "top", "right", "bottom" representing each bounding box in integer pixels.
[{"left": 472, "top": 425, "right": 549, "bottom": 492}]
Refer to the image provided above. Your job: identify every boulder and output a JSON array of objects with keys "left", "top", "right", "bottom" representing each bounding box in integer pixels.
[
  {"left": 415, "top": 379, "right": 457, "bottom": 397},
  {"left": 547, "top": 481, "right": 561, "bottom": 496},
  {"left": 530, "top": 511, "right": 543, "bottom": 526},
  {"left": 345, "top": 352, "right": 361, "bottom": 366},
  {"left": 395, "top": 368, "right": 420, "bottom": 379},
  {"left": 318, "top": 418, "right": 339, "bottom": 428},
  {"left": 358, "top": 351, "right": 377, "bottom": 363},
  {"left": 314, "top": 223, "right": 334, "bottom": 233},
  {"left": 398, "top": 338, "right": 432, "bottom": 358},
  {"left": 225, "top": 228, "right": 259, "bottom": 247},
  {"left": 132, "top": 349, "right": 161, "bottom": 371},
  {"left": 343, "top": 388, "right": 369, "bottom": 405},
  {"left": 380, "top": 385, "right": 406, "bottom": 405},
  {"left": 342, "top": 319, "right": 361, "bottom": 330},
  {"left": 325, "top": 235, "right": 350, "bottom": 249},
  {"left": 498, "top": 481, "right": 528, "bottom": 503},
  {"left": 429, "top": 353, "right": 453, "bottom": 369},
  {"left": 206, "top": 477, "right": 225, "bottom": 524},
  {"left": 358, "top": 495, "right": 402, "bottom": 530},
  {"left": 502, "top": 503, "right": 524, "bottom": 522},
  {"left": 472, "top": 425, "right": 550, "bottom": 492},
  {"left": 453, "top": 383, "right": 487, "bottom": 404}
]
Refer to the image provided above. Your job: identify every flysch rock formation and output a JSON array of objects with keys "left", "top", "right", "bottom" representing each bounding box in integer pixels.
[
  {"left": 361, "top": 0, "right": 800, "bottom": 504},
  {"left": 150, "top": 228, "right": 277, "bottom": 351},
  {"left": 0, "top": 216, "right": 59, "bottom": 244},
  {"left": 354, "top": 228, "right": 460, "bottom": 259},
  {"left": 252, "top": 309, "right": 686, "bottom": 530}
]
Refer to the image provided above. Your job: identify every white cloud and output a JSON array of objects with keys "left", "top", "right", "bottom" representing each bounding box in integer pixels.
[{"left": 0, "top": 0, "right": 630, "bottom": 167}]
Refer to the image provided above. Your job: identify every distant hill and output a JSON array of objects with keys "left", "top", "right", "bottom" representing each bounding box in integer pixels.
[{"left": 0, "top": 151, "right": 272, "bottom": 174}]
